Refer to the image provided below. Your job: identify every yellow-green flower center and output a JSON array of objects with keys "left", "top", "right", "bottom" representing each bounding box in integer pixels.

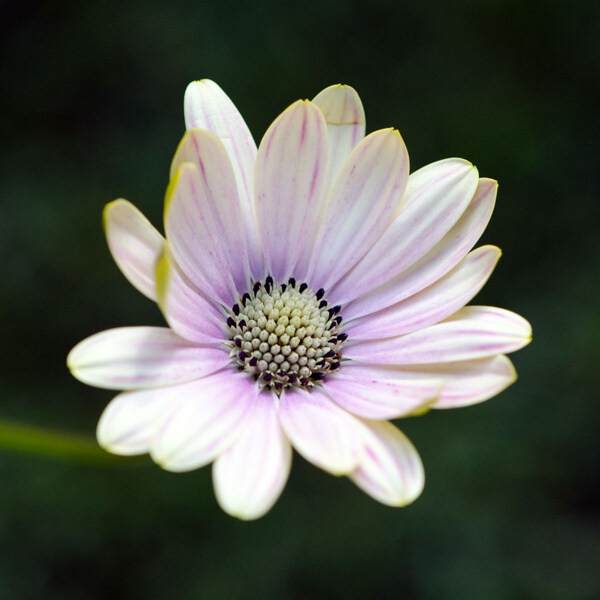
[{"left": 226, "top": 277, "right": 347, "bottom": 393}]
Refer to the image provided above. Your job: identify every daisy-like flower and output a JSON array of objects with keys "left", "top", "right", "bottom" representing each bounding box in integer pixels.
[{"left": 68, "top": 80, "right": 531, "bottom": 519}]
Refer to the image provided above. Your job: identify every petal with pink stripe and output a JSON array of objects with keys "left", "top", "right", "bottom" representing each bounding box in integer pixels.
[
  {"left": 343, "top": 177, "right": 497, "bottom": 320},
  {"left": 312, "top": 84, "right": 365, "bottom": 185},
  {"left": 183, "top": 80, "right": 264, "bottom": 279},
  {"left": 357, "top": 355, "right": 517, "bottom": 409},
  {"left": 305, "top": 128, "right": 409, "bottom": 291},
  {"left": 165, "top": 158, "right": 243, "bottom": 307},
  {"left": 103, "top": 199, "right": 164, "bottom": 301},
  {"left": 330, "top": 158, "right": 478, "bottom": 306},
  {"left": 254, "top": 100, "right": 328, "bottom": 282},
  {"left": 344, "top": 306, "right": 532, "bottom": 365},
  {"left": 97, "top": 383, "right": 192, "bottom": 455},
  {"left": 150, "top": 370, "right": 258, "bottom": 472},
  {"left": 345, "top": 245, "right": 501, "bottom": 339},
  {"left": 323, "top": 363, "right": 441, "bottom": 419},
  {"left": 155, "top": 244, "right": 227, "bottom": 344},
  {"left": 213, "top": 394, "right": 292, "bottom": 520},
  {"left": 67, "top": 326, "right": 230, "bottom": 390},
  {"left": 349, "top": 420, "right": 425, "bottom": 506},
  {"left": 278, "top": 388, "right": 364, "bottom": 475},
  {"left": 170, "top": 129, "right": 257, "bottom": 289}
]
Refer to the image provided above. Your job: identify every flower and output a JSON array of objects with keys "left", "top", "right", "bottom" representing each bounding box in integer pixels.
[{"left": 67, "top": 80, "right": 531, "bottom": 520}]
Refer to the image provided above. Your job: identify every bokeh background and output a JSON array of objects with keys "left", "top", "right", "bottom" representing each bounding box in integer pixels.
[{"left": 2, "top": 0, "right": 599, "bottom": 598}]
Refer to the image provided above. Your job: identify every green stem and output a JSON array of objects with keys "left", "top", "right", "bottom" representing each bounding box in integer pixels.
[{"left": 0, "top": 418, "right": 146, "bottom": 466}]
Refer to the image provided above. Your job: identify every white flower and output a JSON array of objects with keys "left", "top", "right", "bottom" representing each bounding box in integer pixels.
[{"left": 68, "top": 80, "right": 531, "bottom": 519}]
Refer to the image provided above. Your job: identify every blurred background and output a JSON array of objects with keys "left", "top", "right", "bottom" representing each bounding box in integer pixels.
[{"left": 2, "top": 0, "right": 599, "bottom": 598}]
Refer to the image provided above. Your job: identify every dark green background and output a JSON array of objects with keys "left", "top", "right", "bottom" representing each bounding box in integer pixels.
[{"left": 2, "top": 0, "right": 599, "bottom": 598}]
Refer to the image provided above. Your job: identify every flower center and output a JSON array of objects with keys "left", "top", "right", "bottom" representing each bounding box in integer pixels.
[{"left": 226, "top": 276, "right": 347, "bottom": 393}]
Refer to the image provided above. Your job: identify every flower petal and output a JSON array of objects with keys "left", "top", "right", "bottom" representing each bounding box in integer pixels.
[
  {"left": 312, "top": 84, "right": 365, "bottom": 184},
  {"left": 184, "top": 80, "right": 264, "bottom": 279},
  {"left": 103, "top": 199, "right": 164, "bottom": 301},
  {"left": 165, "top": 159, "right": 242, "bottom": 307},
  {"left": 213, "top": 394, "right": 292, "bottom": 520},
  {"left": 305, "top": 129, "right": 409, "bottom": 291},
  {"left": 254, "top": 100, "right": 328, "bottom": 282},
  {"left": 150, "top": 370, "right": 258, "bottom": 472},
  {"left": 431, "top": 355, "right": 517, "bottom": 408},
  {"left": 332, "top": 356, "right": 517, "bottom": 409},
  {"left": 344, "top": 306, "right": 532, "bottom": 365},
  {"left": 278, "top": 388, "right": 364, "bottom": 475},
  {"left": 169, "top": 129, "right": 256, "bottom": 292},
  {"left": 343, "top": 177, "right": 497, "bottom": 319},
  {"left": 345, "top": 245, "right": 501, "bottom": 339},
  {"left": 97, "top": 385, "right": 188, "bottom": 455},
  {"left": 67, "top": 326, "right": 229, "bottom": 390},
  {"left": 155, "top": 245, "right": 228, "bottom": 344},
  {"left": 349, "top": 420, "right": 424, "bottom": 507},
  {"left": 330, "top": 158, "right": 478, "bottom": 306},
  {"left": 323, "top": 363, "right": 441, "bottom": 419}
]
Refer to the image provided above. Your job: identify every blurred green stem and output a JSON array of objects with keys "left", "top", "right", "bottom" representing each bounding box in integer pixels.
[{"left": 0, "top": 418, "right": 145, "bottom": 466}]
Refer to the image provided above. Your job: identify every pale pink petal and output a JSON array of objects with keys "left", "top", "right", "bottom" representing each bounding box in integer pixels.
[
  {"left": 278, "top": 388, "right": 364, "bottom": 475},
  {"left": 343, "top": 178, "right": 497, "bottom": 320},
  {"left": 323, "top": 363, "right": 441, "bottom": 419},
  {"left": 67, "top": 326, "right": 229, "bottom": 390},
  {"left": 344, "top": 306, "right": 532, "bottom": 365},
  {"left": 155, "top": 245, "right": 228, "bottom": 344},
  {"left": 183, "top": 80, "right": 264, "bottom": 280},
  {"left": 349, "top": 420, "right": 425, "bottom": 506},
  {"left": 305, "top": 129, "right": 409, "bottom": 291},
  {"left": 330, "top": 158, "right": 478, "bottom": 306},
  {"left": 150, "top": 370, "right": 257, "bottom": 472},
  {"left": 213, "top": 394, "right": 292, "bottom": 520},
  {"left": 169, "top": 129, "right": 254, "bottom": 292},
  {"left": 103, "top": 199, "right": 164, "bottom": 301},
  {"left": 365, "top": 355, "right": 517, "bottom": 409},
  {"left": 345, "top": 245, "right": 501, "bottom": 339},
  {"left": 312, "top": 84, "right": 365, "bottom": 184},
  {"left": 165, "top": 160, "right": 241, "bottom": 306},
  {"left": 254, "top": 100, "right": 328, "bottom": 282},
  {"left": 97, "top": 384, "right": 189, "bottom": 455}
]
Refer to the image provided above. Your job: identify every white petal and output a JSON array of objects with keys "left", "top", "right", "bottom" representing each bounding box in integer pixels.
[
  {"left": 330, "top": 158, "right": 478, "bottom": 306},
  {"left": 344, "top": 306, "right": 532, "bottom": 365},
  {"left": 213, "top": 394, "right": 292, "bottom": 520},
  {"left": 345, "top": 245, "right": 501, "bottom": 339},
  {"left": 305, "top": 129, "right": 409, "bottom": 291},
  {"left": 343, "top": 177, "right": 497, "bottom": 319},
  {"left": 373, "top": 355, "right": 518, "bottom": 409},
  {"left": 97, "top": 384, "right": 188, "bottom": 455},
  {"left": 349, "top": 420, "right": 425, "bottom": 507},
  {"left": 170, "top": 129, "right": 255, "bottom": 292},
  {"left": 67, "top": 326, "right": 229, "bottom": 390},
  {"left": 254, "top": 100, "right": 328, "bottom": 282},
  {"left": 150, "top": 370, "right": 257, "bottom": 472},
  {"left": 103, "top": 199, "right": 164, "bottom": 301},
  {"left": 183, "top": 80, "right": 264, "bottom": 280},
  {"left": 155, "top": 244, "right": 228, "bottom": 344},
  {"left": 278, "top": 388, "right": 364, "bottom": 475},
  {"left": 312, "top": 84, "right": 365, "bottom": 184},
  {"left": 165, "top": 158, "right": 243, "bottom": 307},
  {"left": 323, "top": 363, "right": 441, "bottom": 419}
]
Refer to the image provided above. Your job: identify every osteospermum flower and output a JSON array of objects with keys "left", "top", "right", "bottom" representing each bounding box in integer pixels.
[{"left": 68, "top": 80, "right": 531, "bottom": 519}]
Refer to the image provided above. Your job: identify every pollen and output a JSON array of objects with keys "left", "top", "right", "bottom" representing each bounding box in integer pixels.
[{"left": 225, "top": 276, "right": 347, "bottom": 393}]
